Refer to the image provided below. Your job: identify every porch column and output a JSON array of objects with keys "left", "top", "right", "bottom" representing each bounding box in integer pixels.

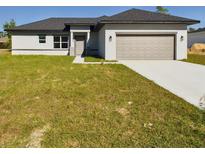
[
  {"left": 86, "top": 31, "right": 90, "bottom": 48},
  {"left": 70, "top": 31, "right": 75, "bottom": 56}
]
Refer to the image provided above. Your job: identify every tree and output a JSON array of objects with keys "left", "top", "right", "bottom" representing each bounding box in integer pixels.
[
  {"left": 156, "top": 6, "right": 169, "bottom": 14},
  {"left": 188, "top": 27, "right": 196, "bottom": 32},
  {"left": 3, "top": 19, "right": 16, "bottom": 38},
  {"left": 3, "top": 19, "right": 16, "bottom": 49}
]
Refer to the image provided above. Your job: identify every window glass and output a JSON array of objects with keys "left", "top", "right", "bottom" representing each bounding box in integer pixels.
[
  {"left": 54, "top": 43, "right": 60, "bottom": 48},
  {"left": 39, "top": 40, "right": 46, "bottom": 43},
  {"left": 39, "top": 35, "right": 46, "bottom": 43},
  {"left": 54, "top": 36, "right": 60, "bottom": 42},
  {"left": 62, "top": 43, "right": 68, "bottom": 48},
  {"left": 39, "top": 36, "right": 45, "bottom": 39},
  {"left": 53, "top": 36, "right": 69, "bottom": 49},
  {"left": 62, "top": 36, "right": 68, "bottom": 42}
]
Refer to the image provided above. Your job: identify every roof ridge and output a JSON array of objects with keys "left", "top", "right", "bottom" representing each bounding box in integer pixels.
[
  {"left": 6, "top": 17, "right": 52, "bottom": 30},
  {"left": 107, "top": 8, "right": 134, "bottom": 18},
  {"left": 104, "top": 8, "right": 199, "bottom": 22},
  {"left": 132, "top": 8, "right": 199, "bottom": 21}
]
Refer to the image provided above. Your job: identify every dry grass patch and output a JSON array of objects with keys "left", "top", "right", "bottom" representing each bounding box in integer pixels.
[
  {"left": 0, "top": 49, "right": 11, "bottom": 55},
  {"left": 189, "top": 43, "right": 205, "bottom": 55},
  {"left": 26, "top": 124, "right": 51, "bottom": 148},
  {"left": 116, "top": 108, "right": 129, "bottom": 117}
]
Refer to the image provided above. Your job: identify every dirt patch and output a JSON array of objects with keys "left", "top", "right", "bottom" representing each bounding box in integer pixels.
[
  {"left": 122, "top": 130, "right": 134, "bottom": 137},
  {"left": 0, "top": 49, "right": 11, "bottom": 55},
  {"left": 189, "top": 51, "right": 205, "bottom": 55},
  {"left": 26, "top": 124, "right": 50, "bottom": 148},
  {"left": 128, "top": 101, "right": 133, "bottom": 105},
  {"left": 191, "top": 43, "right": 205, "bottom": 51},
  {"left": 189, "top": 43, "right": 205, "bottom": 55},
  {"left": 116, "top": 108, "right": 129, "bottom": 116},
  {"left": 66, "top": 139, "right": 80, "bottom": 147}
]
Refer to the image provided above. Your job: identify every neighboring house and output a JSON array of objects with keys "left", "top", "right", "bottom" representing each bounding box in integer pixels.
[
  {"left": 188, "top": 28, "right": 205, "bottom": 48},
  {"left": 0, "top": 36, "right": 8, "bottom": 49},
  {"left": 5, "top": 9, "right": 199, "bottom": 60},
  {"left": 0, "top": 37, "right": 8, "bottom": 43}
]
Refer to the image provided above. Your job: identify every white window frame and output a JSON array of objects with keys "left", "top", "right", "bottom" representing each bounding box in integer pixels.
[{"left": 53, "top": 36, "right": 69, "bottom": 49}]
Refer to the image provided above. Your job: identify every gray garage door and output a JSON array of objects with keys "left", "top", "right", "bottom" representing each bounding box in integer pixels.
[{"left": 116, "top": 35, "right": 175, "bottom": 60}]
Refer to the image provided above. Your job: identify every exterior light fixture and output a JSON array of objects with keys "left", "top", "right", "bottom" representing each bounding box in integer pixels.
[
  {"left": 109, "top": 36, "right": 112, "bottom": 41},
  {"left": 180, "top": 36, "right": 184, "bottom": 41}
]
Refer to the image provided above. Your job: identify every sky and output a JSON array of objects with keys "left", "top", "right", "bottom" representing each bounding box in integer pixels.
[{"left": 0, "top": 6, "right": 205, "bottom": 31}]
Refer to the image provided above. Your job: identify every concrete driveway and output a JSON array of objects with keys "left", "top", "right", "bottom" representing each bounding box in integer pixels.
[{"left": 120, "top": 60, "right": 205, "bottom": 108}]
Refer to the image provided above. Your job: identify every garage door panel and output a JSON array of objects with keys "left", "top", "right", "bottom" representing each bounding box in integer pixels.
[{"left": 116, "top": 35, "right": 174, "bottom": 60}]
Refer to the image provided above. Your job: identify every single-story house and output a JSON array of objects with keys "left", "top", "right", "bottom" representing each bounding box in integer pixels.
[
  {"left": 188, "top": 28, "right": 205, "bottom": 48},
  {"left": 6, "top": 9, "right": 199, "bottom": 60}
]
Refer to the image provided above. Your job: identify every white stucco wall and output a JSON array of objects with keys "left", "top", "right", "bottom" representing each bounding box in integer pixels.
[
  {"left": 102, "top": 24, "right": 188, "bottom": 60},
  {"left": 188, "top": 31, "right": 205, "bottom": 48},
  {"left": 11, "top": 24, "right": 188, "bottom": 59},
  {"left": 11, "top": 34, "right": 70, "bottom": 55},
  {"left": 12, "top": 35, "right": 53, "bottom": 49}
]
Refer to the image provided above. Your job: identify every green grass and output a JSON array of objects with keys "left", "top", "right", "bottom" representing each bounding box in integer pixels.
[
  {"left": 84, "top": 56, "right": 117, "bottom": 62},
  {"left": 182, "top": 54, "right": 205, "bottom": 65},
  {"left": 0, "top": 55, "right": 204, "bottom": 148}
]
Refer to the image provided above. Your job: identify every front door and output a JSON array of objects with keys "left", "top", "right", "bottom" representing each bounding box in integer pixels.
[{"left": 75, "top": 36, "right": 85, "bottom": 55}]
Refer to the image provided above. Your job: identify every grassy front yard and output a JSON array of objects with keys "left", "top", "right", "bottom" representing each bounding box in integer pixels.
[
  {"left": 0, "top": 55, "right": 205, "bottom": 147},
  {"left": 182, "top": 54, "right": 205, "bottom": 65}
]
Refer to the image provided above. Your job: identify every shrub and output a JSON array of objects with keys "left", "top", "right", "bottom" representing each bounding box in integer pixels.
[{"left": 0, "top": 42, "right": 10, "bottom": 49}]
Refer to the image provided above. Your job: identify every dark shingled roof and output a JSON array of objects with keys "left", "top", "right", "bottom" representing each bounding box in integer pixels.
[
  {"left": 6, "top": 9, "right": 199, "bottom": 31},
  {"left": 8, "top": 17, "right": 99, "bottom": 31},
  {"left": 100, "top": 9, "right": 200, "bottom": 24}
]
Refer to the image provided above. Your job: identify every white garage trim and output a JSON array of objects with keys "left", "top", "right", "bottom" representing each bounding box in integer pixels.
[{"left": 104, "top": 24, "right": 187, "bottom": 60}]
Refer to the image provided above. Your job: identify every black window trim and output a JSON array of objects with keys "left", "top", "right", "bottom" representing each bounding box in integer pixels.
[
  {"left": 53, "top": 35, "right": 69, "bottom": 49},
  {"left": 39, "top": 35, "right": 46, "bottom": 43}
]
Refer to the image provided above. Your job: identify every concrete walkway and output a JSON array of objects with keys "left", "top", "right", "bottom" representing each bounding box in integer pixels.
[
  {"left": 73, "top": 55, "right": 84, "bottom": 64},
  {"left": 120, "top": 60, "right": 205, "bottom": 109}
]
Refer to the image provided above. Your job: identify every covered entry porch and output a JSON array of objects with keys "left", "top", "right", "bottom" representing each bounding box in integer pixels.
[{"left": 69, "top": 26, "right": 90, "bottom": 56}]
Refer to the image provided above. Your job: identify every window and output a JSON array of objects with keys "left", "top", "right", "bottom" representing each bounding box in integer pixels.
[
  {"left": 54, "top": 36, "right": 60, "bottom": 48},
  {"left": 61, "top": 36, "right": 68, "bottom": 48},
  {"left": 54, "top": 36, "right": 69, "bottom": 49},
  {"left": 39, "top": 35, "right": 46, "bottom": 43}
]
